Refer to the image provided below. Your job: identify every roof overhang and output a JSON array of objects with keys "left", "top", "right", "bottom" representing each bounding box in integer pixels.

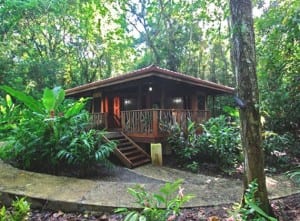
[{"left": 66, "top": 65, "right": 234, "bottom": 96}]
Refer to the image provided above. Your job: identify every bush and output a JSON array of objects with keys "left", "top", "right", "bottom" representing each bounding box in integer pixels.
[
  {"left": 0, "top": 86, "right": 116, "bottom": 174},
  {"left": 263, "top": 131, "right": 299, "bottom": 172},
  {"left": 0, "top": 197, "right": 30, "bottom": 221},
  {"left": 116, "top": 179, "right": 194, "bottom": 221},
  {"left": 200, "top": 115, "right": 242, "bottom": 171},
  {"left": 166, "top": 120, "right": 202, "bottom": 171},
  {"left": 0, "top": 94, "right": 20, "bottom": 140},
  {"left": 166, "top": 116, "right": 242, "bottom": 173}
]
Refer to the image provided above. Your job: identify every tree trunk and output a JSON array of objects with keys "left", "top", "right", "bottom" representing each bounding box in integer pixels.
[{"left": 229, "top": 0, "right": 272, "bottom": 214}]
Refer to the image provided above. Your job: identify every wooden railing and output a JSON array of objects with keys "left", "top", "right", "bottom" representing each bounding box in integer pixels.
[
  {"left": 91, "top": 112, "right": 108, "bottom": 129},
  {"left": 121, "top": 109, "right": 154, "bottom": 135},
  {"left": 121, "top": 109, "right": 210, "bottom": 137}
]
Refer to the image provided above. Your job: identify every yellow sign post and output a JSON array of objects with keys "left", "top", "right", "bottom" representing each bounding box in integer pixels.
[{"left": 150, "top": 143, "right": 162, "bottom": 166}]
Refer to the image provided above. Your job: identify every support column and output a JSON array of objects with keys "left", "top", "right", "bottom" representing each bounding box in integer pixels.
[{"left": 151, "top": 143, "right": 162, "bottom": 166}]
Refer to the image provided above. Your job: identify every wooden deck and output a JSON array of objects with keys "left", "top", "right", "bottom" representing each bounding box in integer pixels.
[{"left": 92, "top": 109, "right": 210, "bottom": 143}]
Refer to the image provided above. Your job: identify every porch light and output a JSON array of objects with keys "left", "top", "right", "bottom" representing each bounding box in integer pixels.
[
  {"left": 124, "top": 99, "right": 132, "bottom": 105},
  {"left": 173, "top": 97, "right": 182, "bottom": 104},
  {"left": 148, "top": 86, "right": 153, "bottom": 92}
]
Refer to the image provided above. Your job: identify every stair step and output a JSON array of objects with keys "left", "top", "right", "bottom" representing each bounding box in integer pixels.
[
  {"left": 118, "top": 142, "right": 132, "bottom": 147},
  {"left": 128, "top": 155, "right": 146, "bottom": 161},
  {"left": 105, "top": 132, "right": 150, "bottom": 168},
  {"left": 132, "top": 158, "right": 151, "bottom": 167},
  {"left": 124, "top": 149, "right": 140, "bottom": 156},
  {"left": 112, "top": 138, "right": 127, "bottom": 142},
  {"left": 118, "top": 146, "right": 136, "bottom": 151}
]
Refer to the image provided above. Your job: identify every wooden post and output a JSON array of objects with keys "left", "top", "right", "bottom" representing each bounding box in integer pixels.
[
  {"left": 152, "top": 109, "right": 159, "bottom": 137},
  {"left": 121, "top": 111, "right": 125, "bottom": 131},
  {"left": 104, "top": 112, "right": 108, "bottom": 129},
  {"left": 151, "top": 143, "right": 162, "bottom": 166},
  {"left": 191, "top": 94, "right": 198, "bottom": 122}
]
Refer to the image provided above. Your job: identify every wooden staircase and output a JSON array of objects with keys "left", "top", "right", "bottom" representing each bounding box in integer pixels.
[{"left": 104, "top": 131, "right": 151, "bottom": 168}]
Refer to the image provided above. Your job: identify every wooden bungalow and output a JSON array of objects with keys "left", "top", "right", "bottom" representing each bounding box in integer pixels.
[{"left": 66, "top": 65, "right": 234, "bottom": 168}]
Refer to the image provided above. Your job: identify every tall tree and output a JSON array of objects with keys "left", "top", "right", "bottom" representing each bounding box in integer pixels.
[
  {"left": 256, "top": 0, "right": 300, "bottom": 134},
  {"left": 0, "top": 0, "right": 133, "bottom": 93},
  {"left": 229, "top": 0, "right": 272, "bottom": 214}
]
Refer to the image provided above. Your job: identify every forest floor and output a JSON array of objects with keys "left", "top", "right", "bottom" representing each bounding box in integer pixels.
[{"left": 28, "top": 193, "right": 300, "bottom": 220}]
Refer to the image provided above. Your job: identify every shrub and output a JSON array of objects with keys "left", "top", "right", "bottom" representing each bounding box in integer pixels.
[
  {"left": 166, "top": 116, "right": 242, "bottom": 173},
  {"left": 57, "top": 129, "right": 116, "bottom": 175},
  {"left": 0, "top": 94, "right": 20, "bottom": 140},
  {"left": 200, "top": 115, "right": 242, "bottom": 171},
  {"left": 263, "top": 131, "right": 299, "bottom": 172},
  {"left": 166, "top": 120, "right": 201, "bottom": 171},
  {"left": 0, "top": 86, "right": 115, "bottom": 173},
  {"left": 0, "top": 197, "right": 30, "bottom": 221},
  {"left": 116, "top": 179, "right": 194, "bottom": 221}
]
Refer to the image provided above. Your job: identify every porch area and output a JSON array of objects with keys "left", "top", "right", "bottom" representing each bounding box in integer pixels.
[{"left": 91, "top": 109, "right": 210, "bottom": 143}]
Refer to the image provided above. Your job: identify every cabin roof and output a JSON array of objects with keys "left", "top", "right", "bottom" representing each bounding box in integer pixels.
[{"left": 66, "top": 65, "right": 234, "bottom": 96}]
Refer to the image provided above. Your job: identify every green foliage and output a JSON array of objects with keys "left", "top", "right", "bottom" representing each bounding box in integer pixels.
[
  {"left": 166, "top": 119, "right": 201, "bottom": 170},
  {"left": 115, "top": 179, "right": 194, "bottom": 221},
  {"left": 229, "top": 180, "right": 277, "bottom": 221},
  {"left": 0, "top": 0, "right": 134, "bottom": 92},
  {"left": 166, "top": 116, "right": 241, "bottom": 173},
  {"left": 200, "top": 115, "right": 242, "bottom": 170},
  {"left": 263, "top": 131, "right": 299, "bottom": 172},
  {"left": 0, "top": 86, "right": 115, "bottom": 173},
  {"left": 57, "top": 129, "right": 115, "bottom": 172},
  {"left": 256, "top": 0, "right": 300, "bottom": 135},
  {"left": 0, "top": 197, "right": 30, "bottom": 221},
  {"left": 124, "top": 0, "right": 234, "bottom": 85},
  {"left": 0, "top": 95, "right": 20, "bottom": 139}
]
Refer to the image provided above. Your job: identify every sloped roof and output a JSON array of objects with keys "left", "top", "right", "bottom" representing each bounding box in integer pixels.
[{"left": 66, "top": 65, "right": 234, "bottom": 96}]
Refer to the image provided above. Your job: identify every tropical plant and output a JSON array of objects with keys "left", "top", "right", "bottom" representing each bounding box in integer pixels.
[
  {"left": 166, "top": 119, "right": 202, "bottom": 171},
  {"left": 0, "top": 197, "right": 30, "bottom": 221},
  {"left": 166, "top": 116, "right": 242, "bottom": 173},
  {"left": 57, "top": 129, "right": 116, "bottom": 175},
  {"left": 116, "top": 179, "right": 194, "bottom": 221},
  {"left": 0, "top": 86, "right": 115, "bottom": 173},
  {"left": 200, "top": 115, "right": 242, "bottom": 171},
  {"left": 0, "top": 94, "right": 20, "bottom": 139},
  {"left": 229, "top": 180, "right": 277, "bottom": 221}
]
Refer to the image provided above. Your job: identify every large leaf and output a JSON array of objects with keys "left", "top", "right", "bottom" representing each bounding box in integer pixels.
[
  {"left": 0, "top": 86, "right": 43, "bottom": 113},
  {"left": 42, "top": 88, "right": 56, "bottom": 112},
  {"left": 64, "top": 100, "right": 86, "bottom": 118},
  {"left": 42, "top": 87, "right": 65, "bottom": 112},
  {"left": 52, "top": 86, "right": 65, "bottom": 109}
]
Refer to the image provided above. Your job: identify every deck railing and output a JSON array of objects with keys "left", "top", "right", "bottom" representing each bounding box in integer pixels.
[
  {"left": 121, "top": 109, "right": 210, "bottom": 137},
  {"left": 91, "top": 112, "right": 108, "bottom": 129}
]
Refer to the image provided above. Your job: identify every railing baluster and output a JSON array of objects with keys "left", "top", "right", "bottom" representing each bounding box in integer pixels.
[{"left": 120, "top": 109, "right": 210, "bottom": 135}]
